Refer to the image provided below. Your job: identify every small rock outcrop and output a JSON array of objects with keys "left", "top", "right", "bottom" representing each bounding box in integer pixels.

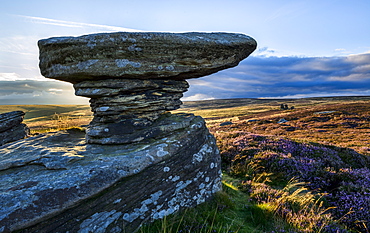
[
  {"left": 0, "top": 111, "right": 29, "bottom": 146},
  {"left": 0, "top": 32, "right": 256, "bottom": 232}
]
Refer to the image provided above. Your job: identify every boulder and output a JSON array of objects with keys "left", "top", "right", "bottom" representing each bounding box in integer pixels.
[
  {"left": 277, "top": 118, "right": 289, "bottom": 124},
  {"left": 220, "top": 121, "right": 233, "bottom": 126},
  {"left": 0, "top": 114, "right": 221, "bottom": 232},
  {"left": 38, "top": 32, "right": 257, "bottom": 83},
  {"left": 0, "top": 111, "right": 29, "bottom": 146}
]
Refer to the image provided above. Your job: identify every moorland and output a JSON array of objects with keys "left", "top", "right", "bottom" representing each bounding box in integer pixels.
[{"left": 1, "top": 96, "right": 369, "bottom": 232}]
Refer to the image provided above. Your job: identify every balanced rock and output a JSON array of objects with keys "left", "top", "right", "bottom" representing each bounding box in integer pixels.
[
  {"left": 1, "top": 31, "right": 257, "bottom": 232},
  {"left": 0, "top": 111, "right": 29, "bottom": 146},
  {"left": 38, "top": 32, "right": 256, "bottom": 145},
  {"left": 38, "top": 32, "right": 257, "bottom": 83}
]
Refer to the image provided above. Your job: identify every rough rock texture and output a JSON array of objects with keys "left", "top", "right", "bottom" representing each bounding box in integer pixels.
[
  {"left": 0, "top": 111, "right": 29, "bottom": 146},
  {"left": 1, "top": 31, "right": 256, "bottom": 232},
  {"left": 38, "top": 32, "right": 257, "bottom": 83},
  {"left": 38, "top": 31, "right": 256, "bottom": 145},
  {"left": 0, "top": 114, "right": 221, "bottom": 232},
  {"left": 74, "top": 79, "right": 189, "bottom": 144}
]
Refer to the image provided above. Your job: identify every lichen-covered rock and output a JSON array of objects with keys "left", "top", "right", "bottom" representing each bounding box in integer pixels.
[
  {"left": 38, "top": 32, "right": 257, "bottom": 83},
  {"left": 0, "top": 114, "right": 221, "bottom": 232},
  {"left": 12, "top": 31, "right": 257, "bottom": 232},
  {"left": 38, "top": 31, "right": 256, "bottom": 145},
  {"left": 0, "top": 111, "right": 29, "bottom": 146}
]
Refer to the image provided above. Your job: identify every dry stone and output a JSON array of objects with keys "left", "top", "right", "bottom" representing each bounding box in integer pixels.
[
  {"left": 0, "top": 115, "right": 221, "bottom": 232},
  {"left": 0, "top": 111, "right": 29, "bottom": 146},
  {"left": 0, "top": 31, "right": 257, "bottom": 232}
]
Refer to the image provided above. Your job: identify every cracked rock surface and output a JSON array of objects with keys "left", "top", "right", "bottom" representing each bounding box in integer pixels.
[
  {"left": 74, "top": 79, "right": 190, "bottom": 144},
  {"left": 0, "top": 114, "right": 221, "bottom": 232},
  {"left": 0, "top": 31, "right": 256, "bottom": 232},
  {"left": 38, "top": 32, "right": 257, "bottom": 83},
  {"left": 38, "top": 31, "right": 256, "bottom": 145}
]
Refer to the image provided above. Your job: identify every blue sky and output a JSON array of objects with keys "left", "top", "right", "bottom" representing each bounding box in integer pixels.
[{"left": 1, "top": 0, "right": 370, "bottom": 104}]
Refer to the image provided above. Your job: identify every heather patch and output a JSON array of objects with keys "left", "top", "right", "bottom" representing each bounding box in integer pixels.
[{"left": 216, "top": 131, "right": 370, "bottom": 232}]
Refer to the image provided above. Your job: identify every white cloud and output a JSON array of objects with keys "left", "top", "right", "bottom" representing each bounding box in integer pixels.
[
  {"left": 0, "top": 73, "right": 22, "bottom": 81},
  {"left": 48, "top": 88, "right": 63, "bottom": 92},
  {"left": 265, "top": 90, "right": 370, "bottom": 99},
  {"left": 347, "top": 53, "right": 370, "bottom": 64},
  {"left": 182, "top": 93, "right": 215, "bottom": 101},
  {"left": 17, "top": 15, "right": 142, "bottom": 32}
]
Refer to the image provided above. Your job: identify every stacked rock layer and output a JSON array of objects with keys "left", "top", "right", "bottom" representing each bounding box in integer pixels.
[
  {"left": 0, "top": 111, "right": 29, "bottom": 146},
  {"left": 74, "top": 79, "right": 189, "bottom": 144}
]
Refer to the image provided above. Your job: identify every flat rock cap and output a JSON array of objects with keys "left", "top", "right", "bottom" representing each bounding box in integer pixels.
[{"left": 38, "top": 32, "right": 256, "bottom": 83}]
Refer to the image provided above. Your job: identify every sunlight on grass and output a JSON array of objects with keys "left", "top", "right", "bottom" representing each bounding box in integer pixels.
[
  {"left": 139, "top": 177, "right": 283, "bottom": 233},
  {"left": 1, "top": 97, "right": 369, "bottom": 232}
]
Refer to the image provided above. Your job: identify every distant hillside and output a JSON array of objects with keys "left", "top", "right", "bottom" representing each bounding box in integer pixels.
[{"left": 180, "top": 96, "right": 370, "bottom": 110}]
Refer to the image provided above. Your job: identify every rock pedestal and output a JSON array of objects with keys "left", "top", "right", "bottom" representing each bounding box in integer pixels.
[
  {"left": 0, "top": 32, "right": 256, "bottom": 232},
  {"left": 38, "top": 32, "right": 256, "bottom": 145},
  {"left": 0, "top": 111, "right": 29, "bottom": 146},
  {"left": 74, "top": 78, "right": 189, "bottom": 144}
]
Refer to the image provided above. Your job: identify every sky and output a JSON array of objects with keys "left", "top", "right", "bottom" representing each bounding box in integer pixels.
[{"left": 0, "top": 0, "right": 370, "bottom": 104}]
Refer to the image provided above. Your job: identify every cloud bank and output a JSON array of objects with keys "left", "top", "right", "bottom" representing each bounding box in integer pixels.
[
  {"left": 184, "top": 53, "right": 370, "bottom": 100},
  {"left": 2, "top": 52, "right": 369, "bottom": 105},
  {"left": 0, "top": 80, "right": 88, "bottom": 105}
]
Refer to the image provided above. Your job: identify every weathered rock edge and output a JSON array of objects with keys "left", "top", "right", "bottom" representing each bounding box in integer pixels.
[
  {"left": 0, "top": 113, "right": 221, "bottom": 232},
  {"left": 38, "top": 32, "right": 257, "bottom": 83},
  {"left": 0, "top": 111, "right": 29, "bottom": 146},
  {"left": 74, "top": 79, "right": 190, "bottom": 144}
]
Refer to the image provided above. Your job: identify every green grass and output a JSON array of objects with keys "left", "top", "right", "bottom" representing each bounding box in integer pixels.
[
  {"left": 1, "top": 96, "right": 369, "bottom": 232},
  {"left": 0, "top": 105, "right": 91, "bottom": 122},
  {"left": 0, "top": 105, "right": 92, "bottom": 134},
  {"left": 139, "top": 175, "right": 290, "bottom": 233},
  {"left": 138, "top": 173, "right": 334, "bottom": 233}
]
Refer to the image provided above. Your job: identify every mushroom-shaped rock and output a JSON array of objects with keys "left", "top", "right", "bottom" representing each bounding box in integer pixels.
[
  {"left": 38, "top": 32, "right": 256, "bottom": 145},
  {"left": 0, "top": 31, "right": 258, "bottom": 232}
]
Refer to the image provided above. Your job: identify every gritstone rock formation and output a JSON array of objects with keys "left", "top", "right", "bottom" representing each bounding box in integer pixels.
[
  {"left": 0, "top": 111, "right": 29, "bottom": 146},
  {"left": 0, "top": 32, "right": 256, "bottom": 232},
  {"left": 38, "top": 32, "right": 256, "bottom": 144}
]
